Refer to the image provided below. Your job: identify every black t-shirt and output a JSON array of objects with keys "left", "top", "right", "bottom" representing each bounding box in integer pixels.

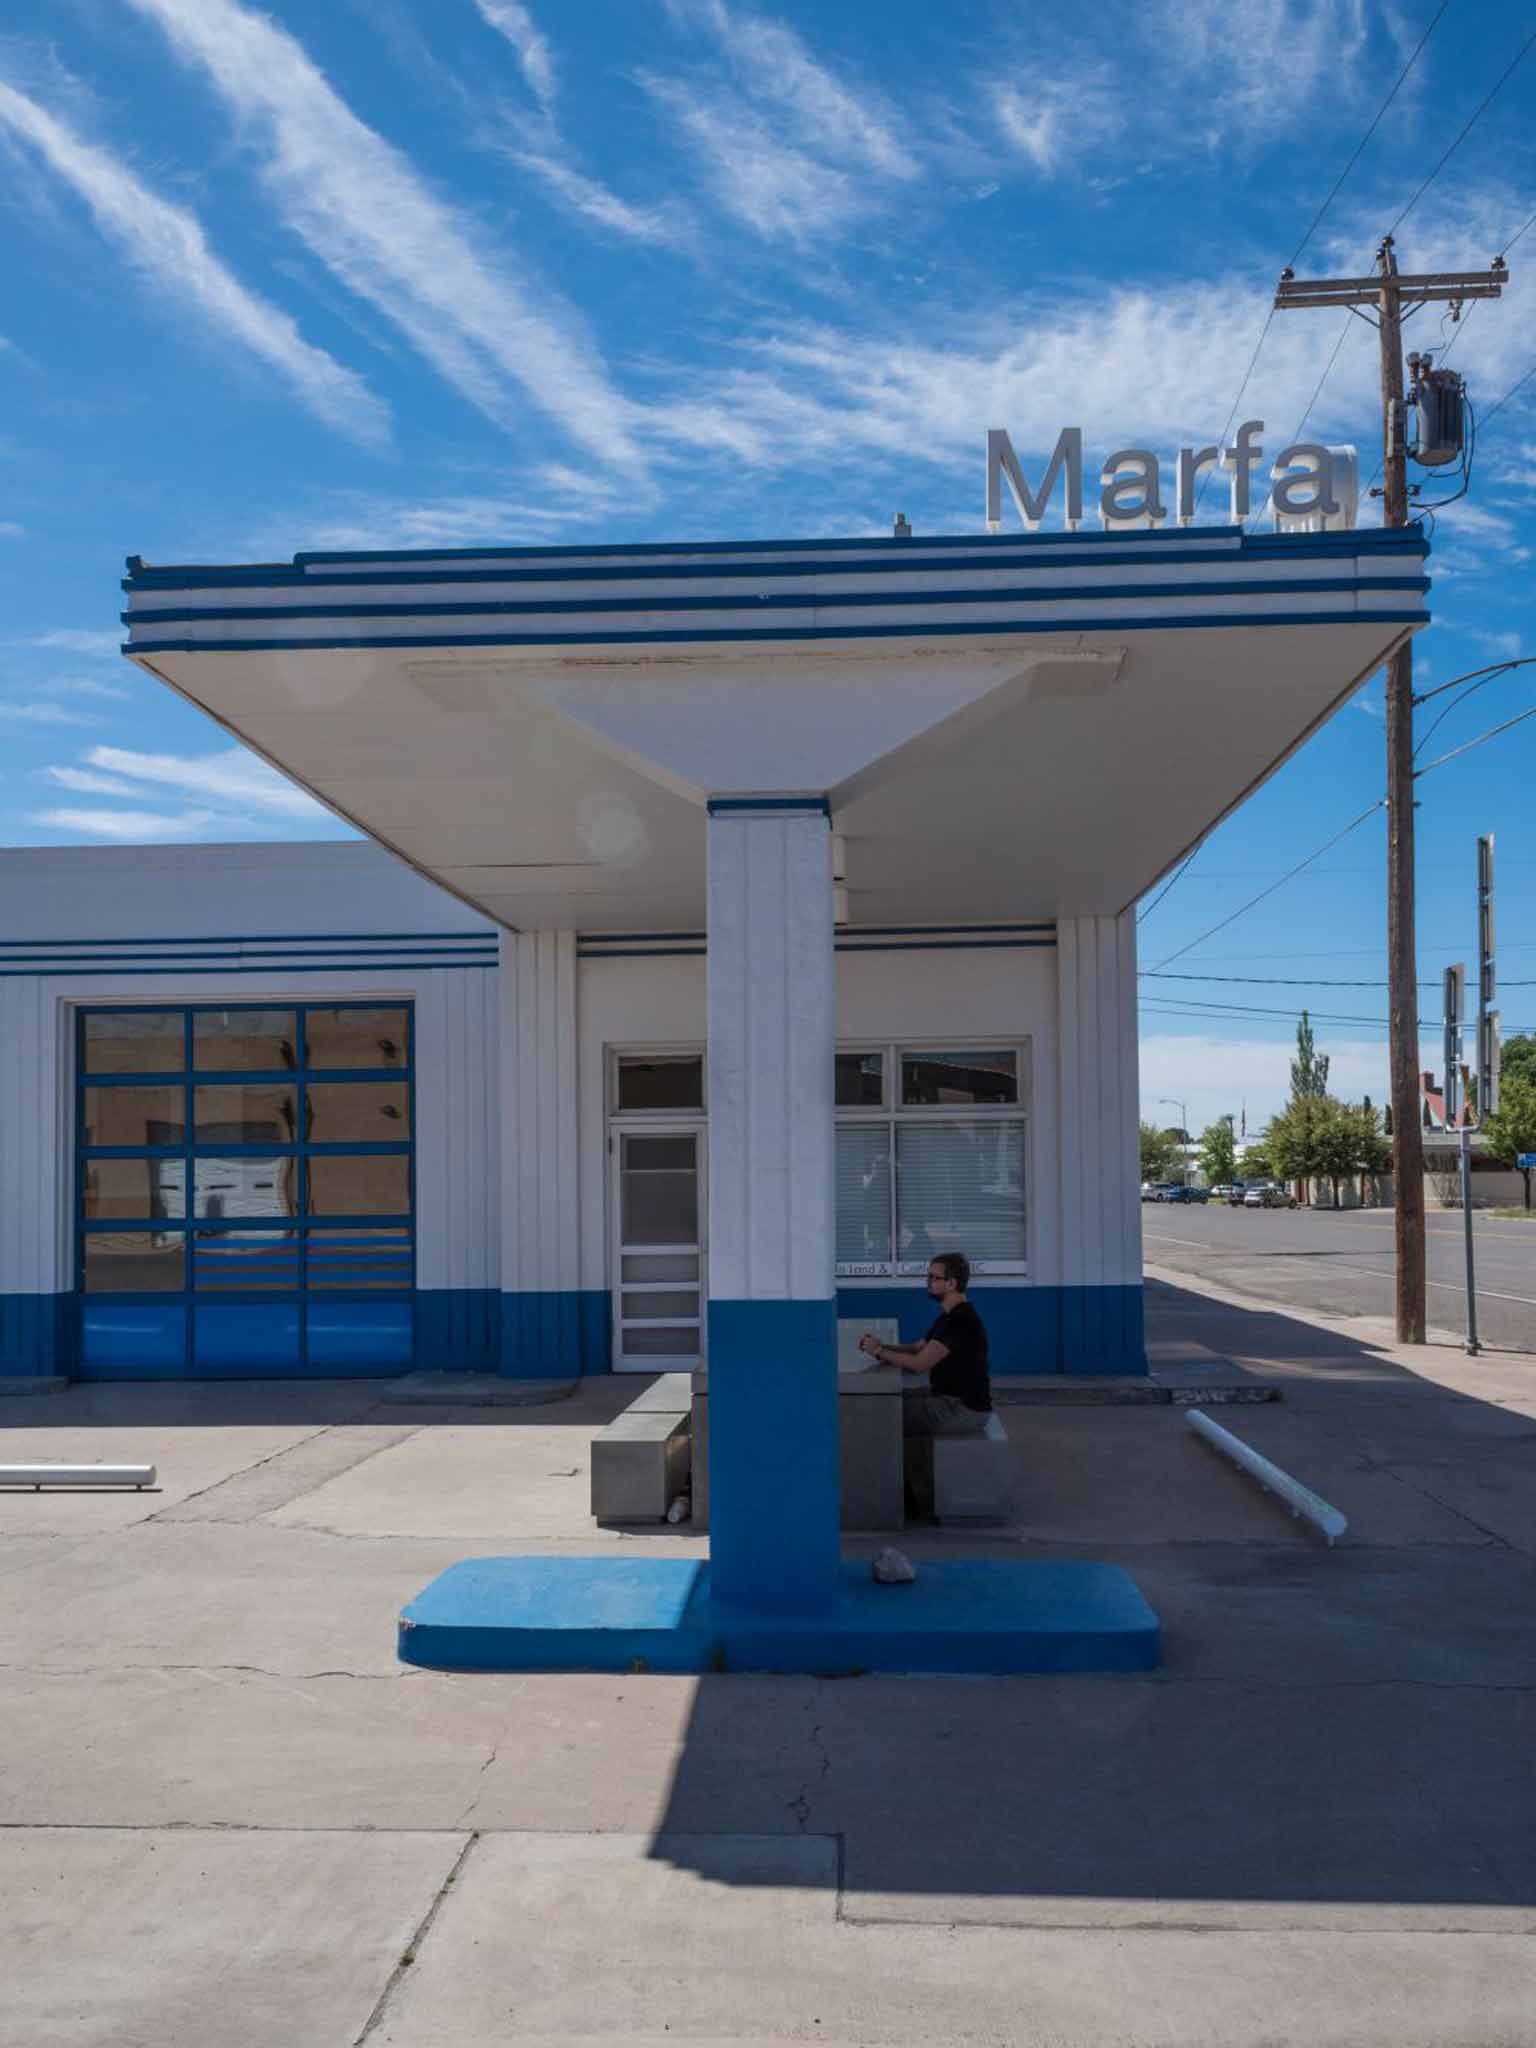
[{"left": 925, "top": 1301, "right": 991, "bottom": 1411}]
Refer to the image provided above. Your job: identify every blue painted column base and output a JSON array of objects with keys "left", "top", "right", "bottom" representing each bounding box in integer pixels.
[
  {"left": 399, "top": 1556, "right": 1160, "bottom": 1675},
  {"left": 706, "top": 1299, "right": 840, "bottom": 1617},
  {"left": 499, "top": 1290, "right": 611, "bottom": 1378}
]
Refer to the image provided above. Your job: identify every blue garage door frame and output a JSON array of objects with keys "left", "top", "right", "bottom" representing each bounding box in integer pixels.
[{"left": 76, "top": 1001, "right": 415, "bottom": 1379}]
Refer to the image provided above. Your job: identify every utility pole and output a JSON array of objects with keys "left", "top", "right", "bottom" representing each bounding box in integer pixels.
[{"left": 1275, "top": 240, "right": 1508, "bottom": 1343}]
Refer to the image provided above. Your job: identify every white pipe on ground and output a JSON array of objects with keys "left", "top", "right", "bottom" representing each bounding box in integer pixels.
[
  {"left": 0, "top": 1464, "right": 157, "bottom": 1490},
  {"left": 1185, "top": 1411, "right": 1347, "bottom": 1547}
]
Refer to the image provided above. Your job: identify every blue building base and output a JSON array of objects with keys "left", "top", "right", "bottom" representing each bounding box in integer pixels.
[{"left": 398, "top": 1556, "right": 1160, "bottom": 1676}]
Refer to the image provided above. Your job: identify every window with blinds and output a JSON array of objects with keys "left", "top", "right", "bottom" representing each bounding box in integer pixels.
[{"left": 834, "top": 1043, "right": 1028, "bottom": 1276}]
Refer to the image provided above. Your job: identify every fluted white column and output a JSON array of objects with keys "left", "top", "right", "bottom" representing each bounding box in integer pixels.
[
  {"left": 705, "top": 799, "right": 839, "bottom": 1612},
  {"left": 499, "top": 931, "right": 593, "bottom": 1375}
]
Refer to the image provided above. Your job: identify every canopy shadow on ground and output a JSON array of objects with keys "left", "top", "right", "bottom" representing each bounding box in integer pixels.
[{"left": 649, "top": 1281, "right": 1536, "bottom": 1919}]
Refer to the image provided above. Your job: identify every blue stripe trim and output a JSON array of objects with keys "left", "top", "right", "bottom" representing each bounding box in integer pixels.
[
  {"left": 126, "top": 574, "right": 1430, "bottom": 625},
  {"left": 0, "top": 961, "right": 496, "bottom": 979},
  {"left": 0, "top": 949, "right": 495, "bottom": 967},
  {"left": 0, "top": 930, "right": 497, "bottom": 948},
  {"left": 578, "top": 921, "right": 1054, "bottom": 943},
  {"left": 706, "top": 795, "right": 831, "bottom": 817},
  {"left": 122, "top": 523, "right": 1427, "bottom": 586},
  {"left": 577, "top": 935, "right": 1060, "bottom": 958},
  {"left": 124, "top": 608, "right": 1432, "bottom": 655}
]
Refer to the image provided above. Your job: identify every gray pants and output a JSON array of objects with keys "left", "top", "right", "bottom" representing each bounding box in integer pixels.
[{"left": 902, "top": 1392, "right": 988, "bottom": 1520}]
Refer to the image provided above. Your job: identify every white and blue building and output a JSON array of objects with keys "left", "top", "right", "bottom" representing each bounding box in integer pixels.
[{"left": 2, "top": 524, "right": 1428, "bottom": 1415}]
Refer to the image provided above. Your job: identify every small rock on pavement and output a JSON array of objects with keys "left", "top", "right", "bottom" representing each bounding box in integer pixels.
[{"left": 871, "top": 1547, "right": 916, "bottom": 1584}]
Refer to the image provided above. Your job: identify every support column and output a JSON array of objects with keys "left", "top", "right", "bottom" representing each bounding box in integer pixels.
[
  {"left": 499, "top": 931, "right": 601, "bottom": 1376},
  {"left": 705, "top": 798, "right": 839, "bottom": 1614},
  {"left": 1056, "top": 911, "right": 1146, "bottom": 1375}
]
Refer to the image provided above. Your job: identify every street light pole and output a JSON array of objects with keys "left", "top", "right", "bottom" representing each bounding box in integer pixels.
[{"left": 1158, "top": 1097, "right": 1190, "bottom": 1183}]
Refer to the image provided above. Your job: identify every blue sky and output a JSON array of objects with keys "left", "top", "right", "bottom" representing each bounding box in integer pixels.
[{"left": 1, "top": 0, "right": 1533, "bottom": 1126}]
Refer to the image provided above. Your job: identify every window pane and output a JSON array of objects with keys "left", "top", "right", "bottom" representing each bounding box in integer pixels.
[
  {"left": 82, "top": 1012, "right": 183, "bottom": 1074},
  {"left": 620, "top": 1253, "right": 699, "bottom": 1283},
  {"left": 193, "top": 1155, "right": 298, "bottom": 1221},
  {"left": 308, "top": 1227, "right": 412, "bottom": 1289},
  {"left": 621, "top": 1289, "right": 700, "bottom": 1319},
  {"left": 305, "top": 1081, "right": 411, "bottom": 1143},
  {"left": 193, "top": 1229, "right": 300, "bottom": 1292},
  {"left": 836, "top": 1125, "right": 892, "bottom": 1264},
  {"left": 615, "top": 1056, "right": 704, "bottom": 1111},
  {"left": 305, "top": 1007, "right": 409, "bottom": 1070},
  {"left": 81, "top": 1086, "right": 184, "bottom": 1148},
  {"left": 620, "top": 1326, "right": 700, "bottom": 1356},
  {"left": 82, "top": 1156, "right": 187, "bottom": 1222},
  {"left": 83, "top": 1230, "right": 184, "bottom": 1293},
  {"left": 896, "top": 1120, "right": 1026, "bottom": 1264},
  {"left": 193, "top": 1083, "right": 298, "bottom": 1145},
  {"left": 306, "top": 1154, "right": 411, "bottom": 1217},
  {"left": 192, "top": 1009, "right": 297, "bottom": 1072},
  {"left": 620, "top": 1131, "right": 698, "bottom": 1246},
  {"left": 901, "top": 1050, "right": 1018, "bottom": 1106},
  {"left": 835, "top": 1052, "right": 884, "bottom": 1106}
]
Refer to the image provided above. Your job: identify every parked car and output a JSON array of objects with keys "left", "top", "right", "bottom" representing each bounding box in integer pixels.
[
  {"left": 1243, "top": 1183, "right": 1297, "bottom": 1208},
  {"left": 1141, "top": 1181, "right": 1180, "bottom": 1201},
  {"left": 1226, "top": 1183, "right": 1251, "bottom": 1205}
]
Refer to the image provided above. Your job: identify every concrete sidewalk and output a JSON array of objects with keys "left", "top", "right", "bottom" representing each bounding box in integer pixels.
[{"left": 6, "top": 1278, "right": 1536, "bottom": 2046}]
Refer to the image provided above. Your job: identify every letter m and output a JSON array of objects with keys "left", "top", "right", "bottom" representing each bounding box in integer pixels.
[{"left": 986, "top": 427, "right": 1084, "bottom": 531}]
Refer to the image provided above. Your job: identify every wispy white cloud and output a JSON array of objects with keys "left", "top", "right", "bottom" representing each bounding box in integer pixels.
[
  {"left": 0, "top": 76, "right": 389, "bottom": 448},
  {"left": 27, "top": 628, "right": 121, "bottom": 657},
  {"left": 511, "top": 149, "right": 689, "bottom": 247},
  {"left": 33, "top": 806, "right": 215, "bottom": 841},
  {"left": 126, "top": 0, "right": 644, "bottom": 471},
  {"left": 1141, "top": 1030, "right": 1391, "bottom": 1135},
  {"left": 473, "top": 0, "right": 556, "bottom": 108},
  {"left": 1146, "top": 0, "right": 1371, "bottom": 114},
  {"left": 240, "top": 476, "right": 625, "bottom": 553},
  {"left": 39, "top": 765, "right": 143, "bottom": 796},
  {"left": 990, "top": 71, "right": 1123, "bottom": 178},
  {"left": 0, "top": 519, "right": 23, "bottom": 538},
  {"left": 0, "top": 700, "right": 98, "bottom": 725},
  {"left": 34, "top": 673, "right": 133, "bottom": 701},
  {"left": 84, "top": 744, "right": 328, "bottom": 818},
  {"left": 643, "top": 0, "right": 915, "bottom": 244}
]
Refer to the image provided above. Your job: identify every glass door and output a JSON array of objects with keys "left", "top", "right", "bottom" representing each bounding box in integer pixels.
[{"left": 611, "top": 1128, "right": 704, "bottom": 1372}]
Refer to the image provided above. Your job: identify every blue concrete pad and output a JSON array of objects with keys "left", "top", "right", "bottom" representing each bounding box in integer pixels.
[{"left": 398, "top": 1557, "right": 1159, "bottom": 1675}]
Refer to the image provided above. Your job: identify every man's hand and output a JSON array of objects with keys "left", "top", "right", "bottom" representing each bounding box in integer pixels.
[{"left": 857, "top": 1332, "right": 883, "bottom": 1357}]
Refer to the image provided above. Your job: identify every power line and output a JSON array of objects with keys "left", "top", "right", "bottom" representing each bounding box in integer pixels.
[
  {"left": 1415, "top": 699, "right": 1536, "bottom": 776},
  {"left": 1481, "top": 357, "right": 1536, "bottom": 428},
  {"left": 1137, "top": 847, "right": 1201, "bottom": 925},
  {"left": 1414, "top": 655, "right": 1535, "bottom": 758},
  {"left": 1142, "top": 969, "right": 1536, "bottom": 988},
  {"left": 1144, "top": 799, "right": 1385, "bottom": 973},
  {"left": 1195, "top": 0, "right": 1450, "bottom": 518},
  {"left": 1300, "top": 24, "right": 1534, "bottom": 483},
  {"left": 1386, "top": 23, "right": 1536, "bottom": 237}
]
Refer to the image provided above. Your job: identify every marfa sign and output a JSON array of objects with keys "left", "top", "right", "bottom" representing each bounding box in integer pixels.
[{"left": 986, "top": 422, "right": 1359, "bottom": 533}]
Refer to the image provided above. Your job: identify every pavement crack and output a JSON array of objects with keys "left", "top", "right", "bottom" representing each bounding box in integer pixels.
[
  {"left": 354, "top": 1831, "right": 478, "bottom": 2045},
  {"left": 144, "top": 1424, "right": 337, "bottom": 1520},
  {"left": 0, "top": 1660, "right": 422, "bottom": 1682}
]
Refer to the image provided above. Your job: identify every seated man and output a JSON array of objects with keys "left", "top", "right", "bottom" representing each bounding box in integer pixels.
[{"left": 859, "top": 1250, "right": 991, "bottom": 1518}]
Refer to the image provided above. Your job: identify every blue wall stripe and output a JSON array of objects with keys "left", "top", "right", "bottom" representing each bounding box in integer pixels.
[
  {"left": 0, "top": 930, "right": 497, "bottom": 948},
  {"left": 0, "top": 961, "right": 498, "bottom": 978},
  {"left": 124, "top": 608, "right": 1431, "bottom": 655},
  {"left": 126, "top": 574, "right": 1430, "bottom": 625},
  {"left": 0, "top": 949, "right": 495, "bottom": 966}
]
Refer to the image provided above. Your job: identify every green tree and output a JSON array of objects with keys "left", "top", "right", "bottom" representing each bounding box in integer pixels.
[
  {"left": 1198, "top": 1116, "right": 1237, "bottom": 1186},
  {"left": 1482, "top": 1074, "right": 1536, "bottom": 1210},
  {"left": 1238, "top": 1140, "right": 1273, "bottom": 1181},
  {"left": 1290, "top": 1010, "right": 1330, "bottom": 1100},
  {"left": 1499, "top": 1034, "right": 1536, "bottom": 1091},
  {"left": 1140, "top": 1121, "right": 1182, "bottom": 1183},
  {"left": 1266, "top": 1093, "right": 1327, "bottom": 1193},
  {"left": 1352, "top": 1098, "right": 1392, "bottom": 1203},
  {"left": 1312, "top": 1099, "right": 1362, "bottom": 1208}
]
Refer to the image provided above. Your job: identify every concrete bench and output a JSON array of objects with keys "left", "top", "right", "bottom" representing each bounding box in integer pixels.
[
  {"left": 931, "top": 1410, "right": 1012, "bottom": 1526},
  {"left": 590, "top": 1380, "right": 692, "bottom": 1525}
]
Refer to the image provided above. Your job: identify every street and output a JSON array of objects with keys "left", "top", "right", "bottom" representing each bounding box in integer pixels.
[{"left": 1144, "top": 1201, "right": 1536, "bottom": 1353}]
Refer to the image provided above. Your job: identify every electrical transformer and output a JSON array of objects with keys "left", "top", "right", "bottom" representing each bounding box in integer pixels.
[{"left": 1410, "top": 366, "right": 1467, "bottom": 469}]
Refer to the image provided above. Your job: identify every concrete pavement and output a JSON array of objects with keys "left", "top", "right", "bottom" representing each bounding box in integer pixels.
[{"left": 6, "top": 1283, "right": 1536, "bottom": 2046}]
